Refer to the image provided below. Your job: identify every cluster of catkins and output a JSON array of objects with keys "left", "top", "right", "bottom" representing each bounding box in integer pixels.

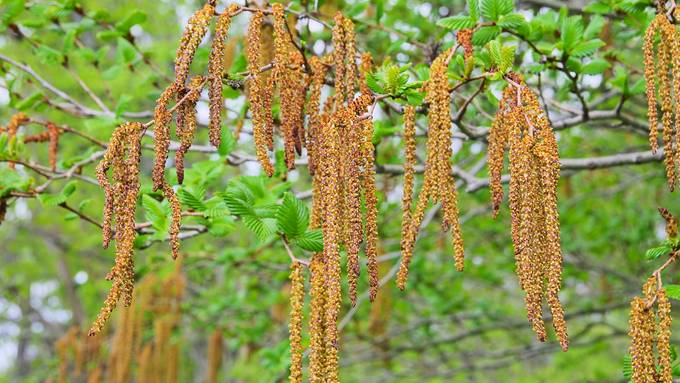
[
  {"left": 0, "top": 113, "right": 62, "bottom": 171},
  {"left": 487, "top": 73, "right": 568, "bottom": 351},
  {"left": 644, "top": 10, "right": 680, "bottom": 190},
  {"left": 91, "top": 122, "right": 143, "bottom": 336},
  {"left": 397, "top": 47, "right": 465, "bottom": 291},
  {"left": 628, "top": 277, "right": 673, "bottom": 383},
  {"left": 55, "top": 266, "right": 185, "bottom": 383}
]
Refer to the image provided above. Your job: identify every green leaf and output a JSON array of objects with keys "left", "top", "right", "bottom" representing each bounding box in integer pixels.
[
  {"left": 37, "top": 181, "right": 77, "bottom": 207},
  {"left": 295, "top": 229, "right": 324, "bottom": 252},
  {"left": 561, "top": 16, "right": 584, "bottom": 53},
  {"left": 481, "top": 0, "right": 512, "bottom": 21},
  {"left": 207, "top": 215, "right": 235, "bottom": 237},
  {"left": 116, "top": 37, "right": 137, "bottom": 64},
  {"left": 584, "top": 2, "right": 612, "bottom": 14},
  {"left": 177, "top": 187, "right": 207, "bottom": 211},
  {"left": 583, "top": 15, "right": 605, "bottom": 39},
  {"left": 141, "top": 194, "right": 170, "bottom": 234},
  {"left": 16, "top": 92, "right": 44, "bottom": 111},
  {"left": 664, "top": 284, "right": 680, "bottom": 300},
  {"left": 581, "top": 59, "right": 610, "bottom": 74},
  {"left": 500, "top": 45, "right": 516, "bottom": 72},
  {"left": 468, "top": 0, "right": 480, "bottom": 22},
  {"left": 242, "top": 215, "right": 276, "bottom": 242},
  {"left": 115, "top": 10, "right": 147, "bottom": 32},
  {"left": 276, "top": 193, "right": 310, "bottom": 239},
  {"left": 472, "top": 26, "right": 501, "bottom": 46},
  {"left": 645, "top": 245, "right": 671, "bottom": 260},
  {"left": 569, "top": 39, "right": 605, "bottom": 57},
  {"left": 437, "top": 15, "right": 475, "bottom": 31},
  {"left": 35, "top": 45, "right": 64, "bottom": 65},
  {"left": 622, "top": 354, "right": 632, "bottom": 379},
  {"left": 487, "top": 40, "right": 502, "bottom": 67},
  {"left": 497, "top": 13, "right": 525, "bottom": 29}
]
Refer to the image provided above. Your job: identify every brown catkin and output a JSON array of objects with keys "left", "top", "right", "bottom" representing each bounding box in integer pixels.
[
  {"left": 289, "top": 261, "right": 304, "bottom": 383},
  {"left": 658, "top": 207, "right": 678, "bottom": 239},
  {"left": 47, "top": 122, "right": 59, "bottom": 171},
  {"left": 332, "top": 13, "right": 347, "bottom": 107},
  {"left": 398, "top": 48, "right": 465, "bottom": 290},
  {"left": 90, "top": 122, "right": 142, "bottom": 336},
  {"left": 246, "top": 11, "right": 275, "bottom": 176},
  {"left": 345, "top": 109, "right": 363, "bottom": 306},
  {"left": 207, "top": 329, "right": 223, "bottom": 383},
  {"left": 362, "top": 109, "right": 379, "bottom": 302},
  {"left": 175, "top": 76, "right": 204, "bottom": 184},
  {"left": 164, "top": 183, "right": 182, "bottom": 260},
  {"left": 208, "top": 4, "right": 239, "bottom": 147}
]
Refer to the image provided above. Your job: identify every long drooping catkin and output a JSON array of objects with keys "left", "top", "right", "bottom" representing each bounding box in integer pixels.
[
  {"left": 643, "top": 12, "right": 680, "bottom": 190},
  {"left": 657, "top": 288, "right": 672, "bottom": 383},
  {"left": 487, "top": 74, "right": 568, "bottom": 350},
  {"left": 175, "top": 76, "right": 204, "bottom": 184},
  {"left": 306, "top": 57, "right": 327, "bottom": 176},
  {"left": 272, "top": 3, "right": 307, "bottom": 170},
  {"left": 398, "top": 48, "right": 465, "bottom": 290},
  {"left": 90, "top": 122, "right": 142, "bottom": 336},
  {"left": 246, "top": 11, "right": 274, "bottom": 176},
  {"left": 208, "top": 4, "right": 239, "bottom": 148},
  {"left": 345, "top": 108, "right": 363, "bottom": 306},
  {"left": 309, "top": 253, "right": 327, "bottom": 383},
  {"left": 289, "top": 261, "right": 304, "bottom": 383},
  {"left": 152, "top": 85, "right": 175, "bottom": 191},
  {"left": 174, "top": 3, "right": 214, "bottom": 88}
]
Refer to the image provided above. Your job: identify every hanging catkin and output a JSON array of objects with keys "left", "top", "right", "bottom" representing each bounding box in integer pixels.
[
  {"left": 246, "top": 11, "right": 275, "bottom": 176},
  {"left": 175, "top": 76, "right": 204, "bottom": 184},
  {"left": 398, "top": 48, "right": 465, "bottom": 290},
  {"left": 174, "top": 3, "right": 214, "bottom": 88},
  {"left": 628, "top": 276, "right": 673, "bottom": 383},
  {"left": 5, "top": 112, "right": 28, "bottom": 169},
  {"left": 306, "top": 56, "right": 327, "bottom": 176},
  {"left": 400, "top": 106, "right": 417, "bottom": 256},
  {"left": 272, "top": 3, "right": 307, "bottom": 170},
  {"left": 90, "top": 122, "right": 142, "bottom": 336},
  {"left": 289, "top": 261, "right": 304, "bottom": 383},
  {"left": 309, "top": 253, "right": 328, "bottom": 383},
  {"left": 488, "top": 73, "right": 568, "bottom": 350},
  {"left": 643, "top": 12, "right": 680, "bottom": 190},
  {"left": 208, "top": 4, "right": 239, "bottom": 147}
]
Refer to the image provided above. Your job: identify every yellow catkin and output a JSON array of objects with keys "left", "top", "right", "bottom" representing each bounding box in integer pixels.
[
  {"left": 246, "top": 11, "right": 275, "bottom": 176},
  {"left": 491, "top": 74, "right": 568, "bottom": 350},
  {"left": 289, "top": 261, "right": 304, "bottom": 383},
  {"left": 488, "top": 84, "right": 514, "bottom": 216},
  {"left": 174, "top": 3, "right": 214, "bottom": 88},
  {"left": 272, "top": 3, "right": 307, "bottom": 170},
  {"left": 309, "top": 253, "right": 327, "bottom": 383},
  {"left": 90, "top": 122, "right": 142, "bottom": 336},
  {"left": 629, "top": 296, "right": 657, "bottom": 383},
  {"left": 332, "top": 13, "right": 347, "bottom": 107},
  {"left": 307, "top": 57, "right": 327, "bottom": 176},
  {"left": 6, "top": 112, "right": 28, "bottom": 169},
  {"left": 175, "top": 76, "right": 204, "bottom": 184},
  {"left": 342, "top": 17, "right": 357, "bottom": 99},
  {"left": 362, "top": 108, "right": 380, "bottom": 302},
  {"left": 400, "top": 106, "right": 417, "bottom": 255},
  {"left": 657, "top": 288, "right": 672, "bottom": 383},
  {"left": 398, "top": 48, "right": 465, "bottom": 290},
  {"left": 168, "top": 343, "right": 180, "bottom": 383},
  {"left": 643, "top": 13, "right": 680, "bottom": 190},
  {"left": 152, "top": 85, "right": 175, "bottom": 191},
  {"left": 644, "top": 16, "right": 660, "bottom": 154},
  {"left": 208, "top": 4, "right": 239, "bottom": 147},
  {"left": 207, "top": 329, "right": 223, "bottom": 383},
  {"left": 319, "top": 109, "right": 342, "bottom": 383}
]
